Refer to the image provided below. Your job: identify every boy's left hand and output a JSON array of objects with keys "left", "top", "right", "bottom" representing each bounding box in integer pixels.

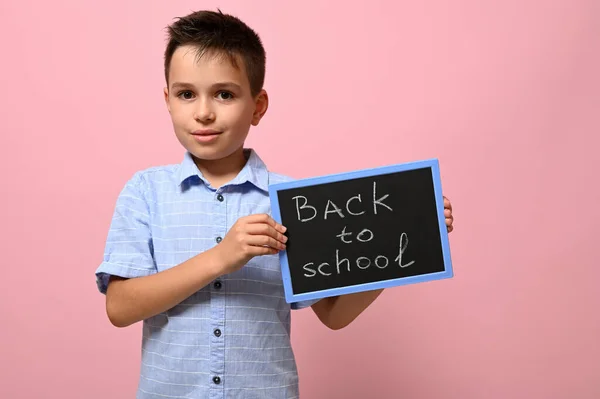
[{"left": 444, "top": 196, "right": 454, "bottom": 233}]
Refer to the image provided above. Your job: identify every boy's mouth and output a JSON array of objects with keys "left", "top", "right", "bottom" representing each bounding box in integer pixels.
[
  {"left": 191, "top": 129, "right": 222, "bottom": 143},
  {"left": 192, "top": 129, "right": 222, "bottom": 136}
]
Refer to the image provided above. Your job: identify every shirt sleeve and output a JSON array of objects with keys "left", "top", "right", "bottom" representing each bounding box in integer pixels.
[
  {"left": 95, "top": 172, "right": 157, "bottom": 294},
  {"left": 290, "top": 299, "right": 320, "bottom": 310}
]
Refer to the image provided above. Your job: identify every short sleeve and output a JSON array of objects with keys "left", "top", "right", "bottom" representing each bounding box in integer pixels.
[{"left": 95, "top": 173, "right": 157, "bottom": 294}]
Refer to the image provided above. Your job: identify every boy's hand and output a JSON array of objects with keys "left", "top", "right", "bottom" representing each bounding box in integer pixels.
[
  {"left": 444, "top": 196, "right": 454, "bottom": 233},
  {"left": 214, "top": 214, "right": 288, "bottom": 275}
]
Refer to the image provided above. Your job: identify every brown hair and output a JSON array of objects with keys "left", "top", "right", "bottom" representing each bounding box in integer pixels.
[{"left": 164, "top": 9, "right": 266, "bottom": 96}]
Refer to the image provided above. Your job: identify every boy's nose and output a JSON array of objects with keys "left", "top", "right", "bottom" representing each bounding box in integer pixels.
[{"left": 194, "top": 98, "right": 215, "bottom": 123}]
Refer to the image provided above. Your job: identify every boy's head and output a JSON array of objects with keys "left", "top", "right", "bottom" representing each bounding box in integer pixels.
[
  {"left": 163, "top": 10, "right": 269, "bottom": 165},
  {"left": 164, "top": 10, "right": 266, "bottom": 97}
]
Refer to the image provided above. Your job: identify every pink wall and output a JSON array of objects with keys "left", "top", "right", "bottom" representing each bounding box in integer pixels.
[{"left": 2, "top": 0, "right": 598, "bottom": 397}]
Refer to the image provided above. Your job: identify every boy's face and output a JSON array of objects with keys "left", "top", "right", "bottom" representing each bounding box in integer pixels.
[{"left": 164, "top": 45, "right": 267, "bottom": 163}]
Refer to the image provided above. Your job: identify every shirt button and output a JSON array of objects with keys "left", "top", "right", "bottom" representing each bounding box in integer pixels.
[
  {"left": 215, "top": 236, "right": 222, "bottom": 243},
  {"left": 214, "top": 329, "right": 222, "bottom": 337},
  {"left": 217, "top": 194, "right": 224, "bottom": 202},
  {"left": 214, "top": 280, "right": 222, "bottom": 289},
  {"left": 213, "top": 376, "right": 221, "bottom": 385}
]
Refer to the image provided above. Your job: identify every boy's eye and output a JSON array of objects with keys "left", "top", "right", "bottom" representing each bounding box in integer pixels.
[
  {"left": 178, "top": 91, "right": 195, "bottom": 100},
  {"left": 216, "top": 91, "right": 234, "bottom": 100}
]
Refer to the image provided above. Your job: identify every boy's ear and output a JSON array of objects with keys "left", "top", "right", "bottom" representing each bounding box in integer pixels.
[
  {"left": 251, "top": 89, "right": 269, "bottom": 126},
  {"left": 163, "top": 87, "right": 171, "bottom": 113}
]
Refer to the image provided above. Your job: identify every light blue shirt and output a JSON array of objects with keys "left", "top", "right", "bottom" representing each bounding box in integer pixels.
[{"left": 96, "top": 149, "right": 317, "bottom": 398}]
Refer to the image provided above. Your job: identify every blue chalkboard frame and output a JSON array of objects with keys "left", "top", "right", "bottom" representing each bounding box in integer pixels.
[{"left": 268, "top": 158, "right": 453, "bottom": 304}]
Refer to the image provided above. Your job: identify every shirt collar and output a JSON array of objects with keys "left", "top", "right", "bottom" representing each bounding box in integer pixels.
[{"left": 177, "top": 148, "right": 270, "bottom": 192}]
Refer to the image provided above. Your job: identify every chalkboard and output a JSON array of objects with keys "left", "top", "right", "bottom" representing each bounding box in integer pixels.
[{"left": 268, "top": 158, "right": 453, "bottom": 304}]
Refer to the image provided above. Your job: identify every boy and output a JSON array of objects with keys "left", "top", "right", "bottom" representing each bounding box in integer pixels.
[{"left": 96, "top": 9, "right": 454, "bottom": 398}]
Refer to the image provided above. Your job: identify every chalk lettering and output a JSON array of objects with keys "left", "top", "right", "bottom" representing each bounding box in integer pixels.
[
  {"left": 336, "top": 249, "right": 350, "bottom": 274},
  {"left": 293, "top": 196, "right": 317, "bottom": 222},
  {"left": 336, "top": 226, "right": 353, "bottom": 244},
  {"left": 395, "top": 232, "right": 415, "bottom": 268},
  {"left": 303, "top": 232, "right": 414, "bottom": 279},
  {"left": 324, "top": 200, "right": 345, "bottom": 220},
  {"left": 375, "top": 255, "right": 389, "bottom": 269},
  {"left": 346, "top": 195, "right": 365, "bottom": 216},
  {"left": 373, "top": 182, "right": 393, "bottom": 214},
  {"left": 303, "top": 262, "right": 316, "bottom": 277},
  {"left": 290, "top": 183, "right": 392, "bottom": 223},
  {"left": 356, "top": 257, "right": 371, "bottom": 270},
  {"left": 318, "top": 262, "right": 331, "bottom": 276},
  {"left": 356, "top": 228, "right": 374, "bottom": 242}
]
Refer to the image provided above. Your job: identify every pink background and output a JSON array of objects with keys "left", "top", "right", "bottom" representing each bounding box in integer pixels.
[{"left": 2, "top": 0, "right": 599, "bottom": 398}]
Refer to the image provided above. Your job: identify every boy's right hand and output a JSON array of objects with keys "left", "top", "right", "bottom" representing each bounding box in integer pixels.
[{"left": 214, "top": 214, "right": 288, "bottom": 275}]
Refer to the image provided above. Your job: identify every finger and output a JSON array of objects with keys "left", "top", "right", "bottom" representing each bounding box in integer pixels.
[
  {"left": 246, "top": 214, "right": 287, "bottom": 233},
  {"left": 445, "top": 216, "right": 453, "bottom": 226},
  {"left": 443, "top": 197, "right": 452, "bottom": 211},
  {"left": 446, "top": 217, "right": 453, "bottom": 232},
  {"left": 444, "top": 209, "right": 452, "bottom": 218},
  {"left": 246, "top": 223, "right": 288, "bottom": 244},
  {"left": 246, "top": 234, "right": 286, "bottom": 250}
]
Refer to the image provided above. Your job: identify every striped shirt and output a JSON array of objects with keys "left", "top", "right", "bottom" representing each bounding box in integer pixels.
[{"left": 96, "top": 149, "right": 317, "bottom": 398}]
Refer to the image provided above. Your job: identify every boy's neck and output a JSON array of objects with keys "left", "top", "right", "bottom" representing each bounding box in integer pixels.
[{"left": 192, "top": 147, "right": 248, "bottom": 189}]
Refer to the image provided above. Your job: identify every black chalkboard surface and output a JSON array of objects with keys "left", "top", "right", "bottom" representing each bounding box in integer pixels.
[{"left": 268, "top": 159, "right": 453, "bottom": 304}]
